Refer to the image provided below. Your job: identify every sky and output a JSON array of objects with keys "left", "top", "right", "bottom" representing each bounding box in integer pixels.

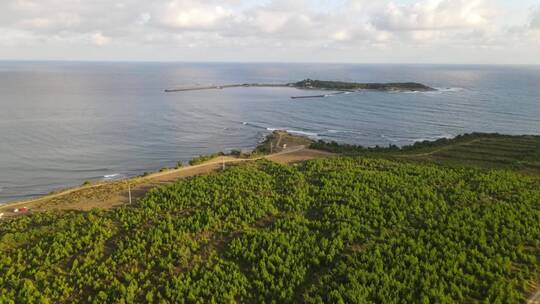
[{"left": 1, "top": 0, "right": 539, "bottom": 64}]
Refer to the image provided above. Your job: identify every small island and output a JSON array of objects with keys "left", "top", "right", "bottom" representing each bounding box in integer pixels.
[
  {"left": 164, "top": 79, "right": 435, "bottom": 96},
  {"left": 293, "top": 79, "right": 435, "bottom": 92}
]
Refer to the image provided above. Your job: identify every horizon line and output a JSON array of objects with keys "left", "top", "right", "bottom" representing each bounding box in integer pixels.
[{"left": 1, "top": 59, "right": 539, "bottom": 67}]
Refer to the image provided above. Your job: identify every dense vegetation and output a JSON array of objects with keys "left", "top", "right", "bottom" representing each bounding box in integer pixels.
[
  {"left": 189, "top": 144, "right": 275, "bottom": 166},
  {"left": 311, "top": 133, "right": 540, "bottom": 174},
  {"left": 188, "top": 152, "right": 227, "bottom": 165},
  {"left": 1, "top": 157, "right": 539, "bottom": 303},
  {"left": 310, "top": 133, "right": 478, "bottom": 154},
  {"left": 294, "top": 79, "right": 434, "bottom": 92},
  {"left": 188, "top": 150, "right": 251, "bottom": 166}
]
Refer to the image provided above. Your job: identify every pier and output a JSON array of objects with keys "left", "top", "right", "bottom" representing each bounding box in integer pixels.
[
  {"left": 290, "top": 95, "right": 326, "bottom": 99},
  {"left": 164, "top": 83, "right": 292, "bottom": 93}
]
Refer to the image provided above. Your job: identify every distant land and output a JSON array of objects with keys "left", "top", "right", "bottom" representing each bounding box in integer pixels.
[
  {"left": 293, "top": 79, "right": 435, "bottom": 92},
  {"left": 164, "top": 78, "right": 435, "bottom": 95}
]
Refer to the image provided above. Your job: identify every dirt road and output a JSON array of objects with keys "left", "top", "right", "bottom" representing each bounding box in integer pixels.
[
  {"left": 0, "top": 145, "right": 332, "bottom": 217},
  {"left": 529, "top": 288, "right": 540, "bottom": 304}
]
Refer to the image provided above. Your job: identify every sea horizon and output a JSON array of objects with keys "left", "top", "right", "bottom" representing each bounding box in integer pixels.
[{"left": 2, "top": 59, "right": 540, "bottom": 67}]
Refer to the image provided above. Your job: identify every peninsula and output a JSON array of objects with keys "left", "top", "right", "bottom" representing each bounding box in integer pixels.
[{"left": 164, "top": 78, "right": 435, "bottom": 94}]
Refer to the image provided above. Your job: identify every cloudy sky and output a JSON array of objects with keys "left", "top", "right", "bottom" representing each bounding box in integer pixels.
[{"left": 1, "top": 0, "right": 539, "bottom": 64}]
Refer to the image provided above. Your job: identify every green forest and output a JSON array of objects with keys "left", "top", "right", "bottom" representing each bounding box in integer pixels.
[
  {"left": 311, "top": 133, "right": 540, "bottom": 174},
  {"left": 1, "top": 156, "right": 539, "bottom": 303}
]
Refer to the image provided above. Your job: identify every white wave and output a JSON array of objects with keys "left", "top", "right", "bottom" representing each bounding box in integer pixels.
[
  {"left": 420, "top": 87, "right": 466, "bottom": 96},
  {"left": 400, "top": 91, "right": 422, "bottom": 94},
  {"left": 327, "top": 129, "right": 363, "bottom": 135},
  {"left": 267, "top": 127, "right": 319, "bottom": 138},
  {"left": 399, "top": 87, "right": 465, "bottom": 95},
  {"left": 436, "top": 87, "right": 465, "bottom": 93},
  {"left": 412, "top": 134, "right": 454, "bottom": 142},
  {"left": 103, "top": 173, "right": 126, "bottom": 181},
  {"left": 381, "top": 134, "right": 402, "bottom": 142},
  {"left": 325, "top": 92, "right": 353, "bottom": 98},
  {"left": 241, "top": 121, "right": 266, "bottom": 129},
  {"left": 288, "top": 130, "right": 319, "bottom": 137},
  {"left": 382, "top": 133, "right": 454, "bottom": 143}
]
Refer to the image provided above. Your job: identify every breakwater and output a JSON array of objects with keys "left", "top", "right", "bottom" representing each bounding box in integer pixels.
[{"left": 165, "top": 83, "right": 291, "bottom": 92}]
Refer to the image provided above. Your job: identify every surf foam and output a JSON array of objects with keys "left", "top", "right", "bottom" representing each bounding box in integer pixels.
[
  {"left": 266, "top": 128, "right": 319, "bottom": 138},
  {"left": 103, "top": 173, "right": 126, "bottom": 181}
]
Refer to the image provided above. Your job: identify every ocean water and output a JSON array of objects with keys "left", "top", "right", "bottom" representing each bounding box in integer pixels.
[{"left": 1, "top": 62, "right": 539, "bottom": 203}]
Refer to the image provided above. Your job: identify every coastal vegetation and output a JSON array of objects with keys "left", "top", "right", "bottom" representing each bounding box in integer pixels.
[
  {"left": 311, "top": 133, "right": 540, "bottom": 174},
  {"left": 1, "top": 155, "right": 540, "bottom": 303},
  {"left": 188, "top": 151, "right": 252, "bottom": 166},
  {"left": 188, "top": 152, "right": 227, "bottom": 166},
  {"left": 1, "top": 132, "right": 540, "bottom": 303},
  {"left": 293, "top": 79, "right": 435, "bottom": 92}
]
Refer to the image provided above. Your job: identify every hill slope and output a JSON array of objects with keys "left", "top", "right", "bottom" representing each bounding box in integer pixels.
[
  {"left": 1, "top": 158, "right": 539, "bottom": 303},
  {"left": 311, "top": 133, "right": 540, "bottom": 175}
]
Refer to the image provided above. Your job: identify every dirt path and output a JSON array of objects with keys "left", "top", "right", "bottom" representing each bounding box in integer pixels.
[
  {"left": 0, "top": 145, "right": 332, "bottom": 217},
  {"left": 275, "top": 132, "right": 283, "bottom": 149},
  {"left": 529, "top": 291, "right": 540, "bottom": 304}
]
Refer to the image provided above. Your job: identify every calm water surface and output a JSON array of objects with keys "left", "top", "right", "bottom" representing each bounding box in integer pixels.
[{"left": 1, "top": 62, "right": 539, "bottom": 203}]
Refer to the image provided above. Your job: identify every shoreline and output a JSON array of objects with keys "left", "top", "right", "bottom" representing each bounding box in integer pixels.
[
  {"left": 3, "top": 131, "right": 539, "bottom": 216},
  {"left": 0, "top": 156, "right": 240, "bottom": 210},
  {"left": 0, "top": 131, "right": 328, "bottom": 217}
]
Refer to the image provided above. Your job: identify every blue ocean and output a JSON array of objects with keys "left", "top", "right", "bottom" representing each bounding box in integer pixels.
[{"left": 1, "top": 62, "right": 539, "bottom": 203}]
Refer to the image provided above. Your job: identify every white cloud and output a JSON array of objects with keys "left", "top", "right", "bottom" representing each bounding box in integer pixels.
[
  {"left": 0, "top": 27, "right": 35, "bottom": 46},
  {"left": 17, "top": 13, "right": 81, "bottom": 31},
  {"left": 159, "top": 1, "right": 234, "bottom": 30},
  {"left": 333, "top": 31, "right": 352, "bottom": 42},
  {"left": 531, "top": 6, "right": 540, "bottom": 29},
  {"left": 372, "top": 0, "right": 492, "bottom": 31},
  {"left": 91, "top": 32, "right": 110, "bottom": 46},
  {"left": 12, "top": 0, "right": 40, "bottom": 12},
  {"left": 138, "top": 13, "right": 151, "bottom": 25},
  {"left": 0, "top": 0, "right": 538, "bottom": 63},
  {"left": 19, "top": 18, "right": 50, "bottom": 29}
]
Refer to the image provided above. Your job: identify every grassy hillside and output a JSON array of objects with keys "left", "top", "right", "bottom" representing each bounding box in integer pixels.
[
  {"left": 311, "top": 133, "right": 540, "bottom": 174},
  {"left": 1, "top": 158, "right": 539, "bottom": 303}
]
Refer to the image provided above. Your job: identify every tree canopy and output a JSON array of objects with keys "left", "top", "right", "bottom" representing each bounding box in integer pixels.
[{"left": 1, "top": 157, "right": 539, "bottom": 303}]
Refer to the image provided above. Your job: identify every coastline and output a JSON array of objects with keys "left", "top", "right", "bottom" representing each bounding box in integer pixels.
[
  {"left": 0, "top": 131, "right": 331, "bottom": 217},
  {"left": 3, "top": 131, "right": 540, "bottom": 217},
  {"left": 0, "top": 156, "right": 241, "bottom": 212}
]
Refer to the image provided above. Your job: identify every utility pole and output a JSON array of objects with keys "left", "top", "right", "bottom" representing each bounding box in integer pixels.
[
  {"left": 128, "top": 182, "right": 132, "bottom": 204},
  {"left": 222, "top": 156, "right": 225, "bottom": 171},
  {"left": 270, "top": 142, "right": 273, "bottom": 154}
]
